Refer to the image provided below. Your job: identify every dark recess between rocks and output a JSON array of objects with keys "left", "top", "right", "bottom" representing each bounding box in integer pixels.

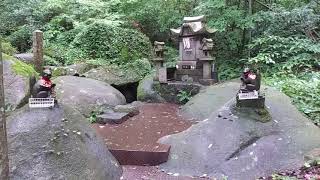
[{"left": 112, "top": 82, "right": 139, "bottom": 103}]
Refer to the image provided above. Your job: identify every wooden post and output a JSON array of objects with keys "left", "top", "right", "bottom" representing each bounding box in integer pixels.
[
  {"left": 0, "top": 38, "right": 9, "bottom": 180},
  {"left": 33, "top": 30, "right": 44, "bottom": 72}
]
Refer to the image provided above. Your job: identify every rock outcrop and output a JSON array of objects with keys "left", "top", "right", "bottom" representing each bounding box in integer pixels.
[
  {"left": 8, "top": 105, "right": 122, "bottom": 180},
  {"left": 54, "top": 76, "right": 126, "bottom": 116},
  {"left": 159, "top": 81, "right": 320, "bottom": 180},
  {"left": 3, "top": 55, "right": 37, "bottom": 111},
  {"left": 137, "top": 74, "right": 165, "bottom": 103}
]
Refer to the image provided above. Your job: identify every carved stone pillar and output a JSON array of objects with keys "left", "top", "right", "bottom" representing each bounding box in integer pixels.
[{"left": 32, "top": 30, "right": 44, "bottom": 72}]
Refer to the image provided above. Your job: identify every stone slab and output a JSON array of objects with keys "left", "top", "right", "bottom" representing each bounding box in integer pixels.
[
  {"left": 114, "top": 104, "right": 139, "bottom": 117},
  {"left": 110, "top": 145, "right": 170, "bottom": 166},
  {"left": 159, "top": 68, "right": 167, "bottom": 83},
  {"left": 236, "top": 95, "right": 265, "bottom": 108},
  {"left": 97, "top": 112, "right": 130, "bottom": 124}
]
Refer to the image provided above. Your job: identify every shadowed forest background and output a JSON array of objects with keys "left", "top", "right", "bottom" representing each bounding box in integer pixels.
[{"left": 0, "top": 0, "right": 319, "bottom": 125}]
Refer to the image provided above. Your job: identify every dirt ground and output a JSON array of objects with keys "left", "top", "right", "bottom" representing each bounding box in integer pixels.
[{"left": 92, "top": 103, "right": 205, "bottom": 179}]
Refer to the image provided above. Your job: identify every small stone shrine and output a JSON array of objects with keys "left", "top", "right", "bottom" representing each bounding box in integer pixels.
[
  {"left": 236, "top": 68, "right": 265, "bottom": 108},
  {"left": 152, "top": 15, "right": 218, "bottom": 85},
  {"left": 152, "top": 41, "right": 167, "bottom": 83},
  {"left": 171, "top": 15, "right": 218, "bottom": 85}
]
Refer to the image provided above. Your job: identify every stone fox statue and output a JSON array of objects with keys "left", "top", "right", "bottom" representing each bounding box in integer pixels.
[
  {"left": 240, "top": 68, "right": 261, "bottom": 92},
  {"left": 31, "top": 68, "right": 56, "bottom": 98}
]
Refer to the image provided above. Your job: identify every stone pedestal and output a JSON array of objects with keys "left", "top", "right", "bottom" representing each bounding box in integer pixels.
[
  {"left": 199, "top": 60, "right": 217, "bottom": 85},
  {"left": 153, "top": 58, "right": 164, "bottom": 81},
  {"left": 158, "top": 67, "right": 167, "bottom": 84},
  {"left": 236, "top": 95, "right": 265, "bottom": 108},
  {"left": 202, "top": 61, "right": 212, "bottom": 79}
]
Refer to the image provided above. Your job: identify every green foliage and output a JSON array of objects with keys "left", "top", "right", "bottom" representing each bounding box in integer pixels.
[
  {"left": 7, "top": 25, "right": 33, "bottom": 52},
  {"left": 164, "top": 46, "right": 178, "bottom": 68},
  {"left": 254, "top": 5, "right": 320, "bottom": 37},
  {"left": 265, "top": 72, "right": 320, "bottom": 125},
  {"left": 1, "top": 41, "right": 17, "bottom": 55},
  {"left": 2, "top": 53, "right": 38, "bottom": 77},
  {"left": 110, "top": 0, "right": 199, "bottom": 41},
  {"left": 248, "top": 36, "right": 320, "bottom": 74},
  {"left": 276, "top": 0, "right": 310, "bottom": 10},
  {"left": 88, "top": 111, "right": 97, "bottom": 124},
  {"left": 177, "top": 90, "right": 192, "bottom": 104},
  {"left": 71, "top": 20, "right": 151, "bottom": 65}
]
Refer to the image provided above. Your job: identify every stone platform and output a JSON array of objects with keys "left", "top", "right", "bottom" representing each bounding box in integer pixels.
[{"left": 92, "top": 103, "right": 194, "bottom": 166}]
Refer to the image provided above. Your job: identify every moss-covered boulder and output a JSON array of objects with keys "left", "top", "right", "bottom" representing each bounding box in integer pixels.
[
  {"left": 2, "top": 53, "right": 37, "bottom": 110},
  {"left": 52, "top": 63, "right": 95, "bottom": 77},
  {"left": 137, "top": 74, "right": 165, "bottom": 103},
  {"left": 8, "top": 105, "right": 122, "bottom": 180},
  {"left": 84, "top": 59, "right": 151, "bottom": 86}
]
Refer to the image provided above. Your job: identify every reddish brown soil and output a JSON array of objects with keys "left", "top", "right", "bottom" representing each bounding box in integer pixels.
[
  {"left": 122, "top": 166, "right": 208, "bottom": 180},
  {"left": 92, "top": 103, "right": 194, "bottom": 151},
  {"left": 262, "top": 164, "right": 320, "bottom": 180}
]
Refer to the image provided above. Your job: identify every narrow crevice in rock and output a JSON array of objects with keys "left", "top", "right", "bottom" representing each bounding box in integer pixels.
[
  {"left": 225, "top": 136, "right": 261, "bottom": 161},
  {"left": 112, "top": 82, "right": 139, "bottom": 103}
]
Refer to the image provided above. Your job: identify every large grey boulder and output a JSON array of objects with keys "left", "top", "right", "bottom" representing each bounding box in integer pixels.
[
  {"left": 84, "top": 59, "right": 151, "bottom": 86},
  {"left": 159, "top": 81, "right": 320, "bottom": 180},
  {"left": 3, "top": 56, "right": 37, "bottom": 111},
  {"left": 137, "top": 74, "right": 165, "bottom": 103},
  {"left": 54, "top": 76, "right": 126, "bottom": 116},
  {"left": 180, "top": 79, "right": 239, "bottom": 121},
  {"left": 14, "top": 53, "right": 33, "bottom": 64},
  {"left": 8, "top": 105, "right": 122, "bottom": 180},
  {"left": 52, "top": 63, "right": 95, "bottom": 77}
]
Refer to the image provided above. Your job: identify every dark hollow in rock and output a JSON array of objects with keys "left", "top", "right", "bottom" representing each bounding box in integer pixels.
[
  {"left": 112, "top": 82, "right": 139, "bottom": 103},
  {"left": 73, "top": 73, "right": 86, "bottom": 77}
]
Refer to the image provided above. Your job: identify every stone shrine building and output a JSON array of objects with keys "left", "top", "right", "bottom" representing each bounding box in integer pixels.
[{"left": 152, "top": 15, "right": 218, "bottom": 85}]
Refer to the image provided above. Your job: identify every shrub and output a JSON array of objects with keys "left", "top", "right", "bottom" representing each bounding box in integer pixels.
[
  {"left": 7, "top": 25, "right": 33, "bottom": 52},
  {"left": 265, "top": 72, "right": 320, "bottom": 125},
  {"left": 1, "top": 41, "right": 17, "bottom": 55},
  {"left": 71, "top": 20, "right": 152, "bottom": 65},
  {"left": 248, "top": 36, "right": 320, "bottom": 74}
]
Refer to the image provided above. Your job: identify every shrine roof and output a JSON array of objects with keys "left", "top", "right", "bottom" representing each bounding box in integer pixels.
[{"left": 170, "top": 16, "right": 217, "bottom": 36}]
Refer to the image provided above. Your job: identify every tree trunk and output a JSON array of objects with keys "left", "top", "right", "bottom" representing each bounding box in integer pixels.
[
  {"left": 0, "top": 38, "right": 9, "bottom": 180},
  {"left": 248, "top": 0, "right": 253, "bottom": 58}
]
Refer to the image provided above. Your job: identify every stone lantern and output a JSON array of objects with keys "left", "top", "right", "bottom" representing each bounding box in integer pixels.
[
  {"left": 152, "top": 41, "right": 167, "bottom": 83},
  {"left": 170, "top": 15, "right": 218, "bottom": 85}
]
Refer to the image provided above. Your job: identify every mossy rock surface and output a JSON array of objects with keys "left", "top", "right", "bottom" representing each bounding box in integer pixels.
[
  {"left": 2, "top": 53, "right": 37, "bottom": 110},
  {"left": 159, "top": 81, "right": 320, "bottom": 180},
  {"left": 52, "top": 63, "right": 96, "bottom": 77},
  {"left": 84, "top": 60, "right": 150, "bottom": 86},
  {"left": 137, "top": 74, "right": 165, "bottom": 103},
  {"left": 8, "top": 105, "right": 122, "bottom": 180},
  {"left": 153, "top": 82, "right": 202, "bottom": 104}
]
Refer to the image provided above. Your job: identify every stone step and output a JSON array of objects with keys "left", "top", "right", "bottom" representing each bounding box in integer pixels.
[
  {"left": 96, "top": 112, "right": 130, "bottom": 124},
  {"left": 109, "top": 144, "right": 170, "bottom": 166}
]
